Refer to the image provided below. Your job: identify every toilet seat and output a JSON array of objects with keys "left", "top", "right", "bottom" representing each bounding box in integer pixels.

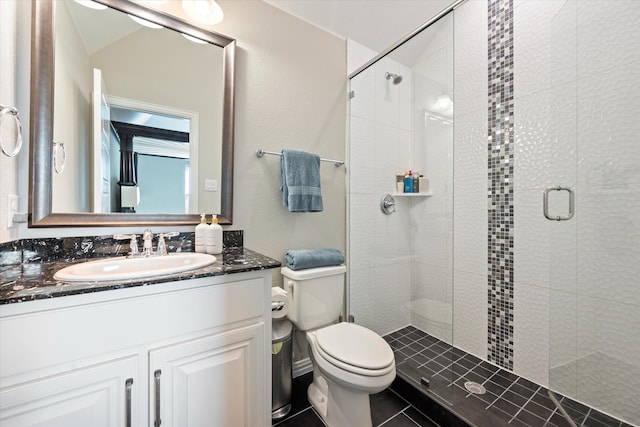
[{"left": 309, "top": 323, "right": 395, "bottom": 377}]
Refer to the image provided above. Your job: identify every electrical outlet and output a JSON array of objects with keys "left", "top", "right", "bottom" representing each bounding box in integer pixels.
[{"left": 7, "top": 195, "right": 18, "bottom": 228}]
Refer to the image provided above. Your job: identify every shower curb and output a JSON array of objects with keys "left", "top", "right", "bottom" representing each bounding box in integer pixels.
[{"left": 391, "top": 374, "right": 472, "bottom": 427}]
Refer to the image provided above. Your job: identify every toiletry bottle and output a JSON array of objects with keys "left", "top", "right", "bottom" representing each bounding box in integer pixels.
[
  {"left": 404, "top": 170, "right": 414, "bottom": 193},
  {"left": 419, "top": 175, "right": 429, "bottom": 193},
  {"left": 206, "top": 214, "right": 223, "bottom": 255},
  {"left": 413, "top": 170, "right": 419, "bottom": 193},
  {"left": 396, "top": 173, "right": 404, "bottom": 193},
  {"left": 195, "top": 213, "right": 207, "bottom": 253}
]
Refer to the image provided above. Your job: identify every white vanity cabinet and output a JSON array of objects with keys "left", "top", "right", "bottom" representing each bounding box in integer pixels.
[{"left": 0, "top": 271, "right": 273, "bottom": 427}]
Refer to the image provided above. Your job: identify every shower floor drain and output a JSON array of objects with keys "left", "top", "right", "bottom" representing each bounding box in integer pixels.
[{"left": 464, "top": 381, "right": 486, "bottom": 395}]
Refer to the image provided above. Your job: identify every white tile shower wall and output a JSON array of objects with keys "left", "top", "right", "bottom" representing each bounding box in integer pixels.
[
  {"left": 452, "top": 0, "right": 488, "bottom": 360},
  {"left": 347, "top": 40, "right": 414, "bottom": 336}
]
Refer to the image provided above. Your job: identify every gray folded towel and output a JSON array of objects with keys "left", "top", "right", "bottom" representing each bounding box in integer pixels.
[
  {"left": 280, "top": 149, "right": 323, "bottom": 212},
  {"left": 284, "top": 248, "right": 344, "bottom": 270}
]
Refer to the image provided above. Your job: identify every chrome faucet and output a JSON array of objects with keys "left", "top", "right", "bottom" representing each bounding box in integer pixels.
[
  {"left": 115, "top": 230, "right": 179, "bottom": 257},
  {"left": 156, "top": 232, "right": 180, "bottom": 256},
  {"left": 113, "top": 234, "right": 140, "bottom": 257},
  {"left": 142, "top": 229, "right": 154, "bottom": 257}
]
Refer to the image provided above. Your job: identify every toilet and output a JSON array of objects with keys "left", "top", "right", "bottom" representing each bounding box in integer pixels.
[{"left": 281, "top": 265, "right": 396, "bottom": 427}]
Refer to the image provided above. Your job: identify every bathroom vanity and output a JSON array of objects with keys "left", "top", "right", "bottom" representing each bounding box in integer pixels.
[{"left": 0, "top": 244, "right": 280, "bottom": 427}]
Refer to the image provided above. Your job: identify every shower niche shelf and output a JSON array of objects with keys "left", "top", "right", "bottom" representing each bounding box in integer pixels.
[{"left": 393, "top": 192, "right": 433, "bottom": 197}]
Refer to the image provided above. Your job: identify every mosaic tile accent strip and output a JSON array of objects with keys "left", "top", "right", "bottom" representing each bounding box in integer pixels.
[{"left": 487, "top": 0, "right": 515, "bottom": 370}]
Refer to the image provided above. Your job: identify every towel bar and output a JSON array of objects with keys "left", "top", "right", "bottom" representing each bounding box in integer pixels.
[{"left": 256, "top": 149, "right": 344, "bottom": 167}]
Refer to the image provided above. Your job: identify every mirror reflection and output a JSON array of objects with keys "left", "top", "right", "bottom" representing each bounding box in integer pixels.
[{"left": 49, "top": 0, "right": 227, "bottom": 217}]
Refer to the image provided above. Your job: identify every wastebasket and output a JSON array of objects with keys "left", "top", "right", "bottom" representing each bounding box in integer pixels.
[{"left": 271, "top": 318, "right": 293, "bottom": 420}]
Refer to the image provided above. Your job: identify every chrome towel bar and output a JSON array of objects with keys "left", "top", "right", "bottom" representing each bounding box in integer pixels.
[{"left": 256, "top": 149, "right": 344, "bottom": 167}]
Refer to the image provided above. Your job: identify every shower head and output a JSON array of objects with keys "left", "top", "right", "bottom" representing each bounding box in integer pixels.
[{"left": 385, "top": 72, "right": 402, "bottom": 85}]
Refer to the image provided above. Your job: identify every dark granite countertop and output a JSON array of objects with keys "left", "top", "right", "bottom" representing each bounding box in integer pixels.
[
  {"left": 0, "top": 233, "right": 281, "bottom": 305},
  {"left": 0, "top": 248, "right": 280, "bottom": 305}
]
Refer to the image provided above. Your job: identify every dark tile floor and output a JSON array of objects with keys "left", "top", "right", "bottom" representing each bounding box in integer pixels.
[
  {"left": 272, "top": 325, "right": 636, "bottom": 427},
  {"left": 387, "top": 325, "right": 636, "bottom": 427},
  {"left": 272, "top": 372, "right": 441, "bottom": 427}
]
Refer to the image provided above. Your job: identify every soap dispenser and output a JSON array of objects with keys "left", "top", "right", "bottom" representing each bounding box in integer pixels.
[
  {"left": 195, "top": 213, "right": 207, "bottom": 253},
  {"left": 206, "top": 214, "right": 223, "bottom": 255}
]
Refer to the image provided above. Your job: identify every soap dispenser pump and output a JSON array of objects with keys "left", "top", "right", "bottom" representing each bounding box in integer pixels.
[
  {"left": 195, "top": 213, "right": 207, "bottom": 253},
  {"left": 206, "top": 214, "right": 223, "bottom": 255}
]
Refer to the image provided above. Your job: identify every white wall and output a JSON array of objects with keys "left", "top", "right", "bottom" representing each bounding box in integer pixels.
[
  {"left": 0, "top": 0, "right": 30, "bottom": 244},
  {"left": 0, "top": 0, "right": 347, "bottom": 283}
]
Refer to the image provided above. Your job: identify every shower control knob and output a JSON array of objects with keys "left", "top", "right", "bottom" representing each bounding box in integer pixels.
[{"left": 380, "top": 194, "right": 396, "bottom": 215}]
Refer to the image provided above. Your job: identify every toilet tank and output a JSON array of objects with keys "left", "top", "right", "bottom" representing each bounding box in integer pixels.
[{"left": 281, "top": 265, "right": 346, "bottom": 331}]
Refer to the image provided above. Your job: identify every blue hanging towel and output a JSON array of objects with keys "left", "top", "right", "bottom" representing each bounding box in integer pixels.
[{"left": 280, "top": 149, "right": 323, "bottom": 212}]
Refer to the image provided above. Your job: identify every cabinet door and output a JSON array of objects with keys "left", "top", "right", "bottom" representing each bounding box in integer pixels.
[
  {"left": 149, "top": 322, "right": 266, "bottom": 427},
  {"left": 0, "top": 356, "right": 138, "bottom": 427}
]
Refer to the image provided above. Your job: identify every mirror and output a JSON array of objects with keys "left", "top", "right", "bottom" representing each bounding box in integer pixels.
[{"left": 29, "top": 0, "right": 235, "bottom": 226}]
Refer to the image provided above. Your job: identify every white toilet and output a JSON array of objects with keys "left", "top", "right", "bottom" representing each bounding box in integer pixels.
[{"left": 281, "top": 265, "right": 396, "bottom": 427}]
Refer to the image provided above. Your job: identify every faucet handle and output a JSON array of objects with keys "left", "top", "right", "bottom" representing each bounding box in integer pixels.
[
  {"left": 113, "top": 234, "right": 139, "bottom": 256},
  {"left": 156, "top": 232, "right": 179, "bottom": 256}
]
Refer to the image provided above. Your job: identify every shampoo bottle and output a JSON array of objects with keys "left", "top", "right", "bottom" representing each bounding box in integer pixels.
[
  {"left": 404, "top": 170, "right": 414, "bottom": 193},
  {"left": 206, "top": 214, "right": 223, "bottom": 255},
  {"left": 195, "top": 213, "right": 207, "bottom": 253}
]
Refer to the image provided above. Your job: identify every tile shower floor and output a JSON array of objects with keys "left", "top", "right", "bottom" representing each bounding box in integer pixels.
[{"left": 387, "top": 325, "right": 635, "bottom": 427}]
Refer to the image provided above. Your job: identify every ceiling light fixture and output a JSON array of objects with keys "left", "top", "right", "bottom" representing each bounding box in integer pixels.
[
  {"left": 128, "top": 14, "right": 163, "bottom": 29},
  {"left": 73, "top": 0, "right": 108, "bottom": 10},
  {"left": 182, "top": 0, "right": 224, "bottom": 25}
]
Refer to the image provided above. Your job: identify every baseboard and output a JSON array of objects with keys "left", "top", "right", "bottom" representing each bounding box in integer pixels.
[{"left": 293, "top": 357, "right": 313, "bottom": 378}]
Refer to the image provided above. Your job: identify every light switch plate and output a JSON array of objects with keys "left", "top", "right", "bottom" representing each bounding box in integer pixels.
[{"left": 204, "top": 179, "right": 217, "bottom": 192}]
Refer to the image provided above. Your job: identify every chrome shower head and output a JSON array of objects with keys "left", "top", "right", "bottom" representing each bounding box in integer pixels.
[{"left": 385, "top": 72, "right": 402, "bottom": 85}]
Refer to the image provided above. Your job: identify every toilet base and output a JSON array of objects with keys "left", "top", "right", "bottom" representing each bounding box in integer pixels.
[{"left": 307, "top": 367, "right": 374, "bottom": 427}]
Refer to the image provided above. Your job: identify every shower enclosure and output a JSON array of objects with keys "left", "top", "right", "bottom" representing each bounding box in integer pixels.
[{"left": 347, "top": 0, "right": 639, "bottom": 425}]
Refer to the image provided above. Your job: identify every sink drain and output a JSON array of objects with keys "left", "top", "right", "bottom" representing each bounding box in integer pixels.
[{"left": 464, "top": 381, "right": 486, "bottom": 395}]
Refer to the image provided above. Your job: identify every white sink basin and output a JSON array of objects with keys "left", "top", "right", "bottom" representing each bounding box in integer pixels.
[{"left": 54, "top": 253, "right": 217, "bottom": 282}]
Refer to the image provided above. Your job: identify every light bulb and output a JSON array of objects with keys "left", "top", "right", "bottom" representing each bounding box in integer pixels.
[
  {"left": 435, "top": 94, "right": 452, "bottom": 110},
  {"left": 128, "top": 14, "right": 163, "bottom": 29},
  {"left": 182, "top": 0, "right": 224, "bottom": 25},
  {"left": 73, "top": 0, "right": 108, "bottom": 10}
]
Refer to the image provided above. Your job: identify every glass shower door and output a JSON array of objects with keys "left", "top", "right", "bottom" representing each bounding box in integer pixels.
[
  {"left": 347, "top": 10, "right": 455, "bottom": 406},
  {"left": 548, "top": 1, "right": 640, "bottom": 425}
]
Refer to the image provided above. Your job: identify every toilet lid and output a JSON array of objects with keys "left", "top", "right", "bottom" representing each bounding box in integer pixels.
[{"left": 315, "top": 323, "right": 394, "bottom": 371}]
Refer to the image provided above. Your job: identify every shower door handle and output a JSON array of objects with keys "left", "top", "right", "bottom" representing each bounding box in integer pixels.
[{"left": 543, "top": 186, "right": 574, "bottom": 221}]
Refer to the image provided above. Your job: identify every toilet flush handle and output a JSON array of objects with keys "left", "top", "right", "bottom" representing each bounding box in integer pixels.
[{"left": 286, "top": 280, "right": 294, "bottom": 300}]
